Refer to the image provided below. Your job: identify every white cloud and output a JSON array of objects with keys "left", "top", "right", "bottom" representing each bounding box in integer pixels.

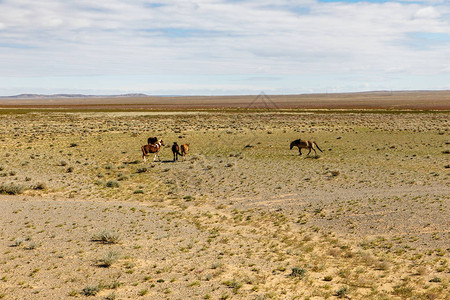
[{"left": 0, "top": 0, "right": 449, "bottom": 94}]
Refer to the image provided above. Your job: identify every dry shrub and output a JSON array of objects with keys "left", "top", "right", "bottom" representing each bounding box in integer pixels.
[
  {"left": 0, "top": 183, "right": 27, "bottom": 195},
  {"left": 92, "top": 230, "right": 121, "bottom": 244}
]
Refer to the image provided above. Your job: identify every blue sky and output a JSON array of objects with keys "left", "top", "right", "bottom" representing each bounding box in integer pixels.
[{"left": 0, "top": 0, "right": 449, "bottom": 96}]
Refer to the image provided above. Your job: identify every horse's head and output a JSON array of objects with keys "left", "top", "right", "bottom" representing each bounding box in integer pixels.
[
  {"left": 159, "top": 140, "right": 165, "bottom": 146},
  {"left": 290, "top": 141, "right": 295, "bottom": 150}
]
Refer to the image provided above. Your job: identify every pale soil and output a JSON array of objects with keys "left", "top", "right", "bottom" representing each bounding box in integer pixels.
[
  {"left": 1, "top": 90, "right": 450, "bottom": 110},
  {"left": 0, "top": 109, "right": 449, "bottom": 299}
]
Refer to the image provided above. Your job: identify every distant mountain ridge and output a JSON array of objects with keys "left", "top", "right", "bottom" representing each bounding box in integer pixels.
[{"left": 0, "top": 93, "right": 149, "bottom": 99}]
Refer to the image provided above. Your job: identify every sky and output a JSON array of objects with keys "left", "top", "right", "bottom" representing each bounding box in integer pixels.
[{"left": 0, "top": 0, "right": 449, "bottom": 96}]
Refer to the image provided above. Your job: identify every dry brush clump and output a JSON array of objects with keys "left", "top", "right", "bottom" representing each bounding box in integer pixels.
[
  {"left": 0, "top": 183, "right": 27, "bottom": 195},
  {"left": 91, "top": 230, "right": 121, "bottom": 244}
]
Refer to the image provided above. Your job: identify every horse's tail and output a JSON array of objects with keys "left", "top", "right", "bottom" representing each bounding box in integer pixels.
[
  {"left": 314, "top": 142, "right": 323, "bottom": 153},
  {"left": 290, "top": 141, "right": 295, "bottom": 150},
  {"left": 172, "top": 145, "right": 182, "bottom": 156}
]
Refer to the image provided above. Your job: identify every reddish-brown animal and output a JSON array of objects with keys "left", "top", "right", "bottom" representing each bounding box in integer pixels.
[
  {"left": 180, "top": 144, "right": 190, "bottom": 160},
  {"left": 290, "top": 139, "right": 323, "bottom": 156},
  {"left": 142, "top": 139, "right": 165, "bottom": 162}
]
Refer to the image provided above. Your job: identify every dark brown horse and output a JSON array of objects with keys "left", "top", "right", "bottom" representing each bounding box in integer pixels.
[
  {"left": 147, "top": 136, "right": 158, "bottom": 145},
  {"left": 290, "top": 139, "right": 323, "bottom": 156},
  {"left": 172, "top": 142, "right": 182, "bottom": 161},
  {"left": 172, "top": 142, "right": 189, "bottom": 161},
  {"left": 142, "top": 139, "right": 165, "bottom": 162}
]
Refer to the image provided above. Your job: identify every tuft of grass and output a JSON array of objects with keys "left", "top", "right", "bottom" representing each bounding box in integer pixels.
[
  {"left": 289, "top": 267, "right": 306, "bottom": 279},
  {"left": 106, "top": 180, "right": 120, "bottom": 188},
  {"left": 92, "top": 230, "right": 120, "bottom": 244},
  {"left": 104, "top": 292, "right": 117, "bottom": 300},
  {"left": 0, "top": 183, "right": 27, "bottom": 195},
  {"left": 12, "top": 238, "right": 24, "bottom": 247},
  {"left": 136, "top": 167, "right": 148, "bottom": 173},
  {"left": 335, "top": 286, "right": 349, "bottom": 298},
  {"left": 98, "top": 250, "right": 120, "bottom": 267},
  {"left": 81, "top": 285, "right": 100, "bottom": 296},
  {"left": 392, "top": 284, "right": 413, "bottom": 298},
  {"left": 32, "top": 182, "right": 47, "bottom": 190},
  {"left": 223, "top": 279, "right": 242, "bottom": 294}
]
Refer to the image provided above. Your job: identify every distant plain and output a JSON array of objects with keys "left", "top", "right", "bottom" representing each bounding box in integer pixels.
[{"left": 0, "top": 91, "right": 448, "bottom": 299}]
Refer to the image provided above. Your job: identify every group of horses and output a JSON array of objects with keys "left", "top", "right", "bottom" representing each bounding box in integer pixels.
[
  {"left": 141, "top": 137, "right": 189, "bottom": 162},
  {"left": 141, "top": 136, "right": 323, "bottom": 162}
]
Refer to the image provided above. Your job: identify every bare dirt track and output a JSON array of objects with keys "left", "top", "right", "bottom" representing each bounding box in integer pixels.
[{"left": 0, "top": 93, "right": 449, "bottom": 299}]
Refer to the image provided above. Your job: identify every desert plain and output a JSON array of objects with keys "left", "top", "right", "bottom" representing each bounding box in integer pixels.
[{"left": 0, "top": 91, "right": 449, "bottom": 299}]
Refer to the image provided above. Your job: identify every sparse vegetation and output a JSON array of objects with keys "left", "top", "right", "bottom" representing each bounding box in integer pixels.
[
  {"left": 0, "top": 183, "right": 27, "bottom": 195},
  {"left": 0, "top": 103, "right": 448, "bottom": 299},
  {"left": 81, "top": 285, "right": 100, "bottom": 296},
  {"left": 98, "top": 250, "right": 120, "bottom": 267},
  {"left": 92, "top": 230, "right": 121, "bottom": 244}
]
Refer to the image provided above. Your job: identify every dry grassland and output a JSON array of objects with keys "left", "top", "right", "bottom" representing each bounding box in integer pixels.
[{"left": 0, "top": 105, "right": 449, "bottom": 299}]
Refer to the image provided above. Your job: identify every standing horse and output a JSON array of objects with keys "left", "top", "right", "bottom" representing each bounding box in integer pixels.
[
  {"left": 172, "top": 142, "right": 182, "bottom": 161},
  {"left": 142, "top": 140, "right": 165, "bottom": 162},
  {"left": 180, "top": 144, "right": 190, "bottom": 160},
  {"left": 147, "top": 136, "right": 158, "bottom": 145},
  {"left": 290, "top": 139, "right": 323, "bottom": 156}
]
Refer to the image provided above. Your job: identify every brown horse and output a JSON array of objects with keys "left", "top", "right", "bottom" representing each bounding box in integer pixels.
[
  {"left": 142, "top": 139, "right": 165, "bottom": 162},
  {"left": 172, "top": 142, "right": 182, "bottom": 161},
  {"left": 290, "top": 139, "right": 323, "bottom": 156},
  {"left": 180, "top": 144, "right": 190, "bottom": 160},
  {"left": 147, "top": 136, "right": 158, "bottom": 145}
]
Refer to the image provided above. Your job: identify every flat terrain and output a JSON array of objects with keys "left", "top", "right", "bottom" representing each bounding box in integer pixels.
[
  {"left": 0, "top": 94, "right": 449, "bottom": 299},
  {"left": 1, "top": 90, "right": 450, "bottom": 110}
]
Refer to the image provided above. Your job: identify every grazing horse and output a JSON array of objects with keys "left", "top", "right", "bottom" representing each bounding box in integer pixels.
[
  {"left": 147, "top": 136, "right": 158, "bottom": 145},
  {"left": 142, "top": 139, "right": 165, "bottom": 162},
  {"left": 172, "top": 142, "right": 182, "bottom": 161},
  {"left": 180, "top": 144, "right": 190, "bottom": 160},
  {"left": 290, "top": 139, "right": 323, "bottom": 156}
]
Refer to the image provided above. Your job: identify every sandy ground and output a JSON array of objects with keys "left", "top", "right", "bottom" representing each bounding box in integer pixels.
[
  {"left": 0, "top": 108, "right": 449, "bottom": 299},
  {"left": 1, "top": 90, "right": 450, "bottom": 110}
]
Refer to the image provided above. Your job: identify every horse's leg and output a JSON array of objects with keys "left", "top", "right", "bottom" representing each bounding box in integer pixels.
[
  {"left": 298, "top": 148, "right": 302, "bottom": 155},
  {"left": 307, "top": 148, "right": 311, "bottom": 156},
  {"left": 313, "top": 147, "right": 317, "bottom": 155}
]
